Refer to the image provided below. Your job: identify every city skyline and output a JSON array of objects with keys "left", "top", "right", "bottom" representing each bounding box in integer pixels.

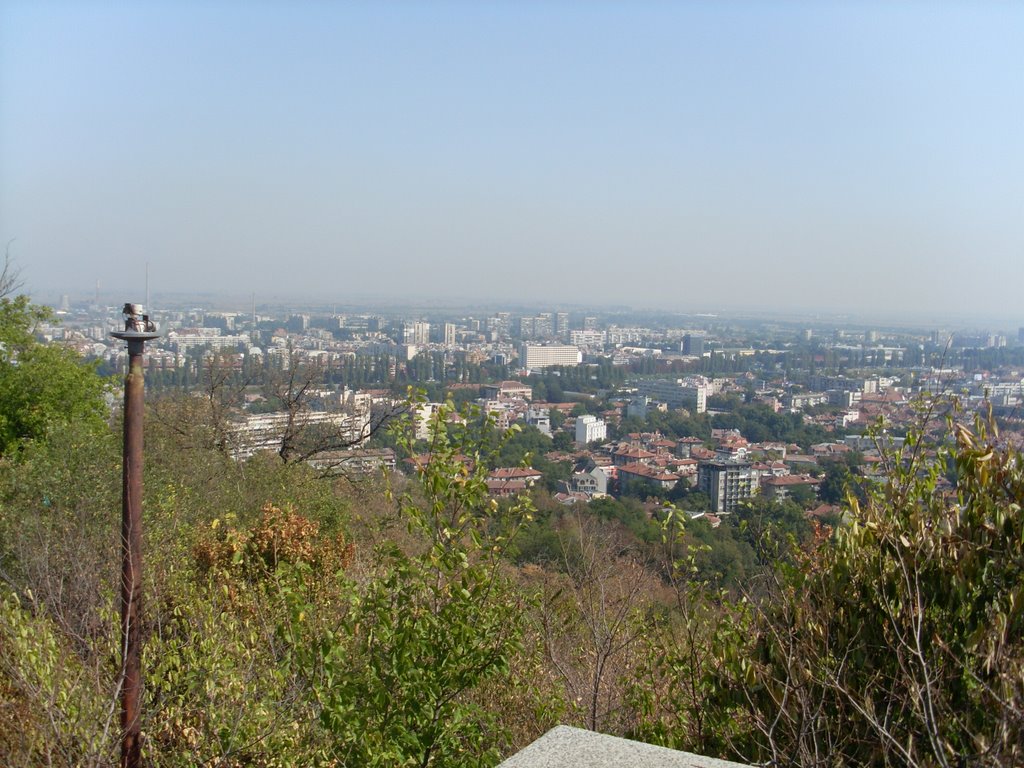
[{"left": 2, "top": 2, "right": 1022, "bottom": 323}]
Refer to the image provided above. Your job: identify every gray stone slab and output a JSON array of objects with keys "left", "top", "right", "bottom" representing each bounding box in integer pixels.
[{"left": 496, "top": 725, "right": 752, "bottom": 768}]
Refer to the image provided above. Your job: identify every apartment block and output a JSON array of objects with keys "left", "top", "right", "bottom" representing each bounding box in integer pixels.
[
  {"left": 697, "top": 460, "right": 755, "bottom": 513},
  {"left": 520, "top": 343, "right": 582, "bottom": 369}
]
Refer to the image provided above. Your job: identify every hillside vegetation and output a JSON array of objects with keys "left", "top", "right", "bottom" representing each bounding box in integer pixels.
[{"left": 1, "top": 295, "right": 1022, "bottom": 767}]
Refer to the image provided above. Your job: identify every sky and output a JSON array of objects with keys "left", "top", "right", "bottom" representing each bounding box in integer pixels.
[{"left": 1, "top": 1, "right": 1022, "bottom": 322}]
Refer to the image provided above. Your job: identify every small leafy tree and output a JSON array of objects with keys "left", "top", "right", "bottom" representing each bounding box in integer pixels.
[
  {"left": 0, "top": 296, "right": 108, "bottom": 456},
  {"left": 293, "top": 394, "right": 535, "bottom": 767}
]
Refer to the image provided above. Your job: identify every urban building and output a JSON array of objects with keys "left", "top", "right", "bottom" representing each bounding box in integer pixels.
[
  {"left": 637, "top": 378, "right": 709, "bottom": 413},
  {"left": 482, "top": 381, "right": 533, "bottom": 400},
  {"left": 167, "top": 328, "right": 249, "bottom": 354},
  {"left": 697, "top": 460, "right": 755, "bottom": 513},
  {"left": 555, "top": 312, "right": 570, "bottom": 338},
  {"left": 570, "top": 329, "right": 607, "bottom": 348},
  {"left": 401, "top": 321, "right": 430, "bottom": 346},
  {"left": 525, "top": 407, "right": 552, "bottom": 436},
  {"left": 682, "top": 333, "right": 705, "bottom": 355},
  {"left": 520, "top": 343, "right": 582, "bottom": 369},
  {"left": 626, "top": 396, "right": 649, "bottom": 420},
  {"left": 575, "top": 415, "right": 607, "bottom": 446}
]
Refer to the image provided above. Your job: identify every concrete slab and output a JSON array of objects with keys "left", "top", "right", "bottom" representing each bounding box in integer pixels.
[{"left": 496, "top": 725, "right": 752, "bottom": 768}]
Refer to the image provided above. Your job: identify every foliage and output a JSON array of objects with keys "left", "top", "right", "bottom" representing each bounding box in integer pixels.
[
  {"left": 291, "top": 395, "right": 536, "bottom": 767},
  {"left": 143, "top": 571, "right": 322, "bottom": 767},
  {"left": 720, "top": 407, "right": 1024, "bottom": 766},
  {"left": 728, "top": 496, "right": 813, "bottom": 569},
  {"left": 818, "top": 456, "right": 866, "bottom": 505},
  {"left": 8, "top": 314, "right": 1024, "bottom": 768},
  {"left": 193, "top": 502, "right": 354, "bottom": 577},
  {"left": 629, "top": 506, "right": 752, "bottom": 756},
  {"left": 710, "top": 403, "right": 830, "bottom": 449},
  {"left": 0, "top": 295, "right": 108, "bottom": 455},
  {"left": 0, "top": 590, "right": 120, "bottom": 766},
  {"left": 534, "top": 511, "right": 653, "bottom": 733}
]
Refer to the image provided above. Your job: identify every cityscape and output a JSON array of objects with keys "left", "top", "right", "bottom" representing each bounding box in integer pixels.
[{"left": 38, "top": 294, "right": 1024, "bottom": 513}]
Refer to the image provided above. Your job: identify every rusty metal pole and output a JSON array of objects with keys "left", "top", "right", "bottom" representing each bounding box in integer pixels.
[{"left": 112, "top": 305, "right": 159, "bottom": 768}]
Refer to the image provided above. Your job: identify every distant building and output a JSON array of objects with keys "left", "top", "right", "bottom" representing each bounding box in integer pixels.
[
  {"left": 682, "top": 333, "right": 705, "bottom": 355},
  {"left": 287, "top": 314, "right": 310, "bottom": 333},
  {"left": 760, "top": 474, "right": 820, "bottom": 501},
  {"left": 444, "top": 322, "right": 456, "bottom": 346},
  {"left": 618, "top": 463, "right": 679, "bottom": 493},
  {"left": 637, "top": 378, "right": 709, "bottom": 413},
  {"left": 413, "top": 402, "right": 443, "bottom": 440},
  {"left": 697, "top": 460, "right": 755, "bottom": 513},
  {"left": 566, "top": 466, "right": 610, "bottom": 496},
  {"left": 168, "top": 328, "right": 249, "bottom": 354},
  {"left": 517, "top": 314, "right": 555, "bottom": 340},
  {"left": 575, "top": 415, "right": 607, "bottom": 446},
  {"left": 520, "top": 343, "right": 582, "bottom": 369},
  {"left": 482, "top": 381, "right": 533, "bottom": 401},
  {"left": 307, "top": 448, "right": 396, "bottom": 476},
  {"left": 555, "top": 312, "right": 570, "bottom": 338},
  {"left": 525, "top": 407, "right": 551, "bottom": 436},
  {"left": 401, "top": 321, "right": 430, "bottom": 346},
  {"left": 626, "top": 396, "right": 649, "bottom": 420},
  {"left": 570, "top": 330, "right": 607, "bottom": 348}
]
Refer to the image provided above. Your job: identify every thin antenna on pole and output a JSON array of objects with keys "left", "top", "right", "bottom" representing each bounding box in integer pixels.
[
  {"left": 145, "top": 263, "right": 150, "bottom": 310},
  {"left": 252, "top": 292, "right": 256, "bottom": 327}
]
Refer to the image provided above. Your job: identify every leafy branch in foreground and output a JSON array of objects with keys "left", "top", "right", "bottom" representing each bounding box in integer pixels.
[
  {"left": 290, "top": 393, "right": 536, "bottom": 767},
  {"left": 728, "top": 403, "right": 1024, "bottom": 767}
]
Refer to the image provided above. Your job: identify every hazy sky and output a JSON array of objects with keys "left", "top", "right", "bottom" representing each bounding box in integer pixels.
[{"left": 2, "top": 1, "right": 1022, "bottom": 320}]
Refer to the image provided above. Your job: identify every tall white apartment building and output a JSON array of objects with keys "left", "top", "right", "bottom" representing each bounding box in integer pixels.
[
  {"left": 519, "top": 343, "right": 582, "bottom": 369},
  {"left": 575, "top": 415, "right": 607, "bottom": 446},
  {"left": 401, "top": 321, "right": 431, "bottom": 346}
]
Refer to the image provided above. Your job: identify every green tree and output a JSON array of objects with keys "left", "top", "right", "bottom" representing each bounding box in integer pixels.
[
  {"left": 293, "top": 397, "right": 536, "bottom": 767},
  {"left": 818, "top": 457, "right": 865, "bottom": 505},
  {"left": 0, "top": 296, "right": 108, "bottom": 455},
  {"left": 551, "top": 432, "right": 573, "bottom": 452},
  {"left": 716, "top": 407, "right": 1024, "bottom": 766}
]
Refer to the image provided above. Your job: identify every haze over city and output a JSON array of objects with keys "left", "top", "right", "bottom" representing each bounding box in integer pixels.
[{"left": 2, "top": 1, "right": 1022, "bottom": 323}]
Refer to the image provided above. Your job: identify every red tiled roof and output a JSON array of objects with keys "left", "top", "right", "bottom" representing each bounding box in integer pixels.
[
  {"left": 488, "top": 467, "right": 542, "bottom": 480},
  {"left": 763, "top": 474, "right": 820, "bottom": 486}
]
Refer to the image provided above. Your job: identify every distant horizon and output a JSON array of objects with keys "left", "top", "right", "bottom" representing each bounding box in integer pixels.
[
  {"left": 27, "top": 284, "right": 1024, "bottom": 335},
  {"left": 4, "top": 2, "right": 1022, "bottom": 325}
]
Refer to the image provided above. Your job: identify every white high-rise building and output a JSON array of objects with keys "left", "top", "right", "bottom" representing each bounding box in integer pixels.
[
  {"left": 520, "top": 343, "right": 582, "bottom": 369},
  {"left": 402, "top": 321, "right": 431, "bottom": 346},
  {"left": 575, "top": 415, "right": 607, "bottom": 446}
]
